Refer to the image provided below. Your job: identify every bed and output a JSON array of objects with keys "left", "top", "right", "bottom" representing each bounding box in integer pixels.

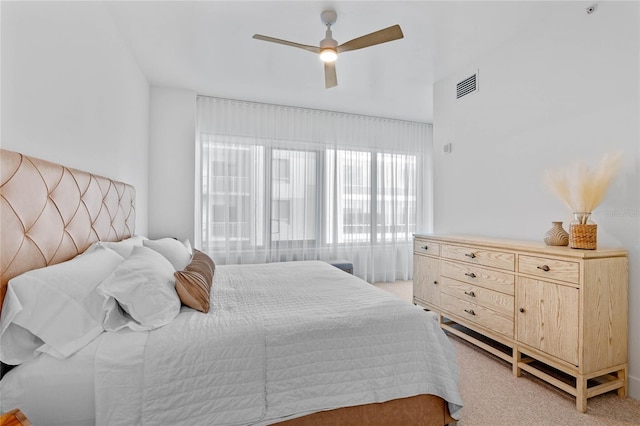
[{"left": 0, "top": 148, "right": 462, "bottom": 425}]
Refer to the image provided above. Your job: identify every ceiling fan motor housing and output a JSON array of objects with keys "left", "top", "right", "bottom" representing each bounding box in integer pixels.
[
  {"left": 321, "top": 10, "right": 337, "bottom": 26},
  {"left": 320, "top": 32, "right": 338, "bottom": 49}
]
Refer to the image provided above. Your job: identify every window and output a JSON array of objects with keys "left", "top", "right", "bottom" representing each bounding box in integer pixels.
[
  {"left": 201, "top": 143, "right": 264, "bottom": 248},
  {"left": 326, "top": 149, "right": 371, "bottom": 243},
  {"left": 326, "top": 149, "right": 417, "bottom": 244},
  {"left": 271, "top": 149, "right": 318, "bottom": 243},
  {"left": 202, "top": 139, "right": 417, "bottom": 251},
  {"left": 201, "top": 141, "right": 320, "bottom": 250},
  {"left": 376, "top": 153, "right": 417, "bottom": 242}
]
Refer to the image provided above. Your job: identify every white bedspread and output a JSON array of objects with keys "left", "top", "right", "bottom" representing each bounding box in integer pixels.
[{"left": 95, "top": 261, "right": 462, "bottom": 425}]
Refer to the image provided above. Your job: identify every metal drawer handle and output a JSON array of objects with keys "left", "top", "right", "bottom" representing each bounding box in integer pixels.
[
  {"left": 465, "top": 253, "right": 476, "bottom": 259},
  {"left": 464, "top": 290, "right": 476, "bottom": 297},
  {"left": 537, "top": 265, "right": 550, "bottom": 272},
  {"left": 519, "top": 308, "right": 525, "bottom": 313},
  {"left": 464, "top": 309, "right": 476, "bottom": 316},
  {"left": 422, "top": 245, "right": 429, "bottom": 250},
  {"left": 465, "top": 272, "right": 477, "bottom": 278},
  {"left": 433, "top": 280, "right": 438, "bottom": 285}
]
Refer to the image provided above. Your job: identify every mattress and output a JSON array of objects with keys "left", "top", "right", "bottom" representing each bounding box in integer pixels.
[{"left": 1, "top": 260, "right": 462, "bottom": 425}]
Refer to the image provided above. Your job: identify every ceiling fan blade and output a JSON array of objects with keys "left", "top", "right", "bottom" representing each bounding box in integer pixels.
[
  {"left": 253, "top": 34, "right": 320, "bottom": 54},
  {"left": 324, "top": 62, "right": 337, "bottom": 89},
  {"left": 337, "top": 24, "right": 404, "bottom": 54}
]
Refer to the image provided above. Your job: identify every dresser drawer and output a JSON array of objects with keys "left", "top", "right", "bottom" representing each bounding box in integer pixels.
[
  {"left": 414, "top": 239, "right": 440, "bottom": 257},
  {"left": 441, "top": 293, "right": 514, "bottom": 338},
  {"left": 441, "top": 276, "right": 514, "bottom": 317},
  {"left": 441, "top": 244, "right": 515, "bottom": 271},
  {"left": 441, "top": 261, "right": 514, "bottom": 295},
  {"left": 518, "top": 255, "right": 580, "bottom": 284}
]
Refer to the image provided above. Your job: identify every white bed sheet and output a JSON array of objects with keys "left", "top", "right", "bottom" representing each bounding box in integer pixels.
[
  {"left": 0, "top": 335, "right": 99, "bottom": 425},
  {"left": 1, "top": 260, "right": 462, "bottom": 425}
]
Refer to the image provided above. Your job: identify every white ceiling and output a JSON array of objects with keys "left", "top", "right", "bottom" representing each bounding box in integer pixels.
[{"left": 106, "top": 1, "right": 573, "bottom": 122}]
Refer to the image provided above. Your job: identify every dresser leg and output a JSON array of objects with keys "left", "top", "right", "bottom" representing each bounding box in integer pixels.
[
  {"left": 576, "top": 375, "right": 587, "bottom": 413},
  {"left": 513, "top": 348, "right": 522, "bottom": 377},
  {"left": 617, "top": 366, "right": 628, "bottom": 398}
]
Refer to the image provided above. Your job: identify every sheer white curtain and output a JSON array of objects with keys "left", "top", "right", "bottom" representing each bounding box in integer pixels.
[{"left": 196, "top": 96, "right": 433, "bottom": 282}]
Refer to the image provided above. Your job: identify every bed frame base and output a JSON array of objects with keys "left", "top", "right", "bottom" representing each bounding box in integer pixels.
[{"left": 273, "top": 394, "right": 454, "bottom": 426}]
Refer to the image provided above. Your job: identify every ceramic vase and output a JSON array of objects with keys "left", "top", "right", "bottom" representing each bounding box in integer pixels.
[{"left": 544, "top": 221, "right": 569, "bottom": 246}]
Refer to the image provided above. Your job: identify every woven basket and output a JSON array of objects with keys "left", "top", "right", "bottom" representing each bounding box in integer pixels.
[{"left": 569, "top": 223, "right": 597, "bottom": 250}]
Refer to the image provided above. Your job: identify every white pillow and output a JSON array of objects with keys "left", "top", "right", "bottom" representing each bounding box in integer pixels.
[
  {"left": 0, "top": 247, "right": 124, "bottom": 364},
  {"left": 85, "top": 235, "right": 146, "bottom": 258},
  {"left": 97, "top": 245, "right": 180, "bottom": 331},
  {"left": 142, "top": 238, "right": 192, "bottom": 270},
  {"left": 183, "top": 238, "right": 193, "bottom": 257}
]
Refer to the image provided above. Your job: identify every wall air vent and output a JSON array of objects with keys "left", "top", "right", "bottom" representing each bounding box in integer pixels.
[{"left": 456, "top": 72, "right": 478, "bottom": 99}]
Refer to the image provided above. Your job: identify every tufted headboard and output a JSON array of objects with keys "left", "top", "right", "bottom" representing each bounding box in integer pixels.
[{"left": 0, "top": 149, "right": 135, "bottom": 314}]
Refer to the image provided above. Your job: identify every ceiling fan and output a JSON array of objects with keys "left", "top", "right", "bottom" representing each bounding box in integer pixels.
[{"left": 252, "top": 10, "right": 404, "bottom": 89}]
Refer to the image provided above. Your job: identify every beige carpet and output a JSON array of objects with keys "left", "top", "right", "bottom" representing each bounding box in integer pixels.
[{"left": 372, "top": 280, "right": 640, "bottom": 425}]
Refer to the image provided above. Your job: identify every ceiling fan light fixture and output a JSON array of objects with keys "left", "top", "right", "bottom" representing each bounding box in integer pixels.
[{"left": 320, "top": 48, "right": 337, "bottom": 63}]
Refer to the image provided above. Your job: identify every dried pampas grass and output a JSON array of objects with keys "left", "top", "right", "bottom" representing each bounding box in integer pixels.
[{"left": 544, "top": 152, "right": 622, "bottom": 221}]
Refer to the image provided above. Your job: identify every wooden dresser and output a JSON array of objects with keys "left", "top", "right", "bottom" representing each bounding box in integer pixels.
[{"left": 413, "top": 234, "right": 628, "bottom": 412}]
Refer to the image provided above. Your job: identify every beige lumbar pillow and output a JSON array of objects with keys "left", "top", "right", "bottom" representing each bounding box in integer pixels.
[{"left": 174, "top": 249, "right": 215, "bottom": 313}]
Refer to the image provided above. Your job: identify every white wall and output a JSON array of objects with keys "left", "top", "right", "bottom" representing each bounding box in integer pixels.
[
  {"left": 1, "top": 1, "right": 150, "bottom": 234},
  {"left": 433, "top": 2, "right": 639, "bottom": 398},
  {"left": 148, "top": 87, "right": 197, "bottom": 241}
]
